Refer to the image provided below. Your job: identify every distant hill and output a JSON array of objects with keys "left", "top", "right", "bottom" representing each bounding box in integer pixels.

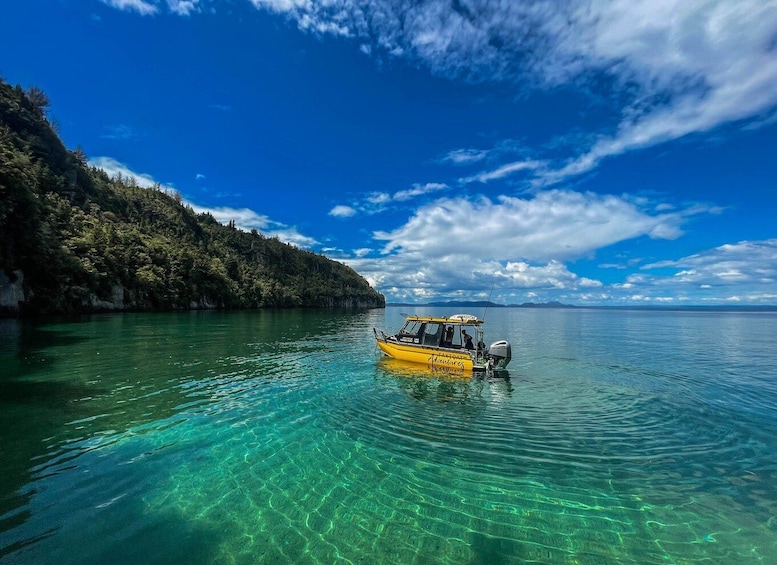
[
  {"left": 0, "top": 79, "right": 385, "bottom": 315},
  {"left": 508, "top": 301, "right": 577, "bottom": 308},
  {"left": 428, "top": 300, "right": 504, "bottom": 308},
  {"left": 387, "top": 301, "right": 777, "bottom": 312},
  {"left": 387, "top": 300, "right": 502, "bottom": 308}
]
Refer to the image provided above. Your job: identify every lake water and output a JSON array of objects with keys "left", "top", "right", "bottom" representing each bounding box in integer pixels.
[{"left": 1, "top": 307, "right": 776, "bottom": 564}]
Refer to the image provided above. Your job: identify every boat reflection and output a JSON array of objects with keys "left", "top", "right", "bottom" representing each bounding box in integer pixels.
[
  {"left": 374, "top": 357, "right": 513, "bottom": 404},
  {"left": 376, "top": 356, "right": 510, "bottom": 380}
]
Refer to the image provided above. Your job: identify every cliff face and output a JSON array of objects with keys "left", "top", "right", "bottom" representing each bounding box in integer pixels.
[{"left": 0, "top": 80, "right": 385, "bottom": 315}]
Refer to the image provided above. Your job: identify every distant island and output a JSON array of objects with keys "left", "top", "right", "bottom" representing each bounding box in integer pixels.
[
  {"left": 387, "top": 300, "right": 777, "bottom": 312},
  {"left": 387, "top": 300, "right": 576, "bottom": 308},
  {"left": 0, "top": 79, "right": 385, "bottom": 315}
]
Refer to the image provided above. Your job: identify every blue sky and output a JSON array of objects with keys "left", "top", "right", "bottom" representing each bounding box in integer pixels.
[{"left": 2, "top": 0, "right": 776, "bottom": 305}]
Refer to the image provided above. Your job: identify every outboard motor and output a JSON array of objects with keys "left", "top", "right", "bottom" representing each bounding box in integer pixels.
[{"left": 487, "top": 340, "right": 512, "bottom": 370}]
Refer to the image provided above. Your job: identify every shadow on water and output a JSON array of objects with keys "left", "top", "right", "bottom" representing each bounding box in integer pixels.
[
  {"left": 0, "top": 314, "right": 224, "bottom": 558},
  {"left": 1, "top": 494, "right": 225, "bottom": 565},
  {"left": 0, "top": 318, "right": 93, "bottom": 379},
  {"left": 1, "top": 319, "right": 105, "bottom": 537}
]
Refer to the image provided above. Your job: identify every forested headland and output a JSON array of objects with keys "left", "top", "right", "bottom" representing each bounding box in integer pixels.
[{"left": 0, "top": 79, "right": 385, "bottom": 315}]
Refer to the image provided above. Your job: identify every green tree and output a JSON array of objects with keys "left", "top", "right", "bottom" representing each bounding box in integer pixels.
[{"left": 25, "top": 85, "right": 50, "bottom": 115}]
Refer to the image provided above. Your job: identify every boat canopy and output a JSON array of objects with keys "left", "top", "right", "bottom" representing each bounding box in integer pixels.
[{"left": 402, "top": 314, "right": 483, "bottom": 326}]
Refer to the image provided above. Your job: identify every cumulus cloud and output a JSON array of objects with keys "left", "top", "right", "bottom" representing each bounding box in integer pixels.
[
  {"left": 375, "top": 189, "right": 709, "bottom": 262},
  {"left": 345, "top": 252, "right": 602, "bottom": 304},
  {"left": 589, "top": 239, "right": 777, "bottom": 304},
  {"left": 329, "top": 205, "right": 357, "bottom": 218},
  {"left": 356, "top": 237, "right": 777, "bottom": 306},
  {"left": 340, "top": 189, "right": 717, "bottom": 303},
  {"left": 643, "top": 239, "right": 777, "bottom": 288}
]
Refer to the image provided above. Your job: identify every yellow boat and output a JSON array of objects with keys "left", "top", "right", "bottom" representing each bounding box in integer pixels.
[{"left": 373, "top": 313, "right": 511, "bottom": 374}]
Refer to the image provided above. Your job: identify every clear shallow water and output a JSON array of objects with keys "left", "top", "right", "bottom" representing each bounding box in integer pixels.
[{"left": 1, "top": 307, "right": 776, "bottom": 564}]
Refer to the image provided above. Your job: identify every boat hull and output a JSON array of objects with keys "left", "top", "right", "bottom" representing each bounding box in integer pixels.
[{"left": 376, "top": 339, "right": 475, "bottom": 372}]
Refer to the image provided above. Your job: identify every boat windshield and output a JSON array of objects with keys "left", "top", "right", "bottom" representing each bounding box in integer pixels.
[{"left": 397, "top": 317, "right": 484, "bottom": 350}]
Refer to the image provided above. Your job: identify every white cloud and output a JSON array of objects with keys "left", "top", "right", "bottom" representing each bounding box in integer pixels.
[
  {"left": 642, "top": 239, "right": 777, "bottom": 288},
  {"left": 101, "top": 0, "right": 200, "bottom": 16},
  {"left": 442, "top": 148, "right": 489, "bottom": 165},
  {"left": 367, "top": 192, "right": 390, "bottom": 205},
  {"left": 505, "top": 1, "right": 777, "bottom": 186},
  {"left": 186, "top": 205, "right": 318, "bottom": 247},
  {"left": 329, "top": 205, "right": 356, "bottom": 218},
  {"left": 375, "top": 189, "right": 708, "bottom": 262},
  {"left": 265, "top": 227, "right": 318, "bottom": 248},
  {"left": 460, "top": 160, "right": 545, "bottom": 185},
  {"left": 345, "top": 253, "right": 601, "bottom": 304},
  {"left": 100, "top": 0, "right": 159, "bottom": 16},
  {"left": 331, "top": 181, "right": 450, "bottom": 217},
  {"left": 89, "top": 156, "right": 162, "bottom": 188},
  {"left": 393, "top": 182, "right": 447, "bottom": 201},
  {"left": 249, "top": 0, "right": 352, "bottom": 35},
  {"left": 188, "top": 204, "right": 271, "bottom": 231},
  {"left": 502, "top": 260, "right": 602, "bottom": 289},
  {"left": 250, "top": 0, "right": 309, "bottom": 11},
  {"left": 167, "top": 0, "right": 199, "bottom": 16},
  {"left": 579, "top": 239, "right": 777, "bottom": 304}
]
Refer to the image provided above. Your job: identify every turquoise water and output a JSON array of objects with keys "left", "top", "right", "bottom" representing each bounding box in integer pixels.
[{"left": 1, "top": 307, "right": 776, "bottom": 564}]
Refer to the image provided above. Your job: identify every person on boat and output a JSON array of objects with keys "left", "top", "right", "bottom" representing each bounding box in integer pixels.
[
  {"left": 462, "top": 330, "right": 474, "bottom": 350},
  {"left": 442, "top": 325, "right": 454, "bottom": 347}
]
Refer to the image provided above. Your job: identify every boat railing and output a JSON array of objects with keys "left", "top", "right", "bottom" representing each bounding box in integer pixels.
[{"left": 373, "top": 328, "right": 389, "bottom": 341}]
